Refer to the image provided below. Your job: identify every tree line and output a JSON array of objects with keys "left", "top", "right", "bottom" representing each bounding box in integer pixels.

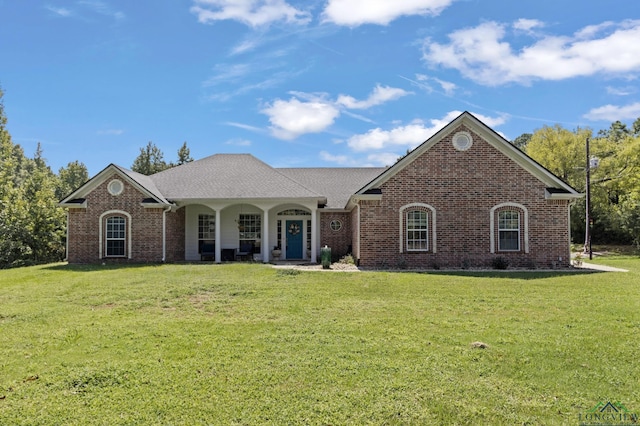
[
  {"left": 517, "top": 119, "right": 640, "bottom": 249},
  {"left": 1, "top": 87, "right": 638, "bottom": 268},
  {"left": 0, "top": 89, "right": 192, "bottom": 268}
]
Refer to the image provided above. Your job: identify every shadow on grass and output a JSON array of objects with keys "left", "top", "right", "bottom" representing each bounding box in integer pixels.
[
  {"left": 412, "top": 269, "right": 602, "bottom": 280},
  {"left": 42, "top": 263, "right": 160, "bottom": 272}
]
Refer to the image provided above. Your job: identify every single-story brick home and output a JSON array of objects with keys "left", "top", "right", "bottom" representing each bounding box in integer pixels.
[{"left": 59, "top": 112, "right": 581, "bottom": 268}]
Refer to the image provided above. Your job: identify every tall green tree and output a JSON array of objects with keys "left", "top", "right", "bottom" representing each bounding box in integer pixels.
[
  {"left": 0, "top": 88, "right": 31, "bottom": 267},
  {"left": 57, "top": 160, "right": 89, "bottom": 200},
  {"left": 131, "top": 141, "right": 168, "bottom": 175},
  {"left": 176, "top": 141, "right": 193, "bottom": 165}
]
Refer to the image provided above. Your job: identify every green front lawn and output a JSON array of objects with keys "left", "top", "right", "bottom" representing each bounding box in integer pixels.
[{"left": 1, "top": 260, "right": 639, "bottom": 424}]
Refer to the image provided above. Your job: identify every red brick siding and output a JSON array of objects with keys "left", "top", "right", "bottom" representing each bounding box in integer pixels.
[
  {"left": 319, "top": 212, "right": 352, "bottom": 260},
  {"left": 357, "top": 126, "right": 571, "bottom": 269},
  {"left": 65, "top": 173, "right": 185, "bottom": 263}
]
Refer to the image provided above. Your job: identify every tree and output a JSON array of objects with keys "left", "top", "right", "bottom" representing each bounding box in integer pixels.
[
  {"left": 511, "top": 133, "right": 532, "bottom": 150},
  {"left": 176, "top": 141, "right": 193, "bottom": 165},
  {"left": 57, "top": 160, "right": 89, "bottom": 200},
  {"left": 131, "top": 141, "right": 168, "bottom": 175}
]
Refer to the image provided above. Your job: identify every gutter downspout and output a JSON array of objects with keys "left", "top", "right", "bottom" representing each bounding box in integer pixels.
[
  {"left": 65, "top": 210, "right": 69, "bottom": 262},
  {"left": 162, "top": 205, "right": 172, "bottom": 262}
]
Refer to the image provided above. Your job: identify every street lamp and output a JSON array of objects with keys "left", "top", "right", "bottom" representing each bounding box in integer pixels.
[{"left": 584, "top": 138, "right": 599, "bottom": 260}]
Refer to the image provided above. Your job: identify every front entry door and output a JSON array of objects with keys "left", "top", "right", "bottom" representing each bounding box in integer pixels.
[{"left": 286, "top": 220, "right": 303, "bottom": 259}]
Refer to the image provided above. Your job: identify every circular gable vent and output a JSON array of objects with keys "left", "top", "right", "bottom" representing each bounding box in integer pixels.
[
  {"left": 453, "top": 132, "right": 473, "bottom": 151},
  {"left": 108, "top": 179, "right": 124, "bottom": 196}
]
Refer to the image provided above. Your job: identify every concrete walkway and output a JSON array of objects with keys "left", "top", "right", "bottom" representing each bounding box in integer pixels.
[{"left": 574, "top": 262, "right": 629, "bottom": 272}]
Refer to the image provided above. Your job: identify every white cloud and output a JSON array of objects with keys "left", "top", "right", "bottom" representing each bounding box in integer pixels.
[
  {"left": 191, "top": 0, "right": 311, "bottom": 27},
  {"left": 347, "top": 111, "right": 506, "bottom": 151},
  {"left": 319, "top": 150, "right": 353, "bottom": 165},
  {"left": 513, "top": 18, "right": 544, "bottom": 33},
  {"left": 322, "top": 0, "right": 456, "bottom": 26},
  {"left": 225, "top": 138, "right": 252, "bottom": 146},
  {"left": 97, "top": 129, "right": 124, "bottom": 135},
  {"left": 78, "top": 0, "right": 125, "bottom": 20},
  {"left": 262, "top": 97, "right": 340, "bottom": 140},
  {"left": 366, "top": 152, "right": 399, "bottom": 166},
  {"left": 336, "top": 84, "right": 411, "bottom": 109},
  {"left": 261, "top": 85, "right": 409, "bottom": 139},
  {"left": 423, "top": 19, "right": 640, "bottom": 86},
  {"left": 583, "top": 102, "right": 640, "bottom": 121},
  {"left": 606, "top": 86, "right": 636, "bottom": 96},
  {"left": 46, "top": 6, "right": 73, "bottom": 17},
  {"left": 225, "top": 122, "right": 265, "bottom": 133}
]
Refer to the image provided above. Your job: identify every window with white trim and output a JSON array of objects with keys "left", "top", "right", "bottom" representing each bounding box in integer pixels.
[
  {"left": 198, "top": 214, "right": 215, "bottom": 254},
  {"left": 498, "top": 211, "right": 520, "bottom": 251},
  {"left": 406, "top": 210, "right": 428, "bottom": 251},
  {"left": 238, "top": 214, "right": 261, "bottom": 253},
  {"left": 105, "top": 216, "right": 126, "bottom": 257}
]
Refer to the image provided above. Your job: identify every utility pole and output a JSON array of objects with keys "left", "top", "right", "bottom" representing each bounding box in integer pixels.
[{"left": 584, "top": 137, "right": 592, "bottom": 260}]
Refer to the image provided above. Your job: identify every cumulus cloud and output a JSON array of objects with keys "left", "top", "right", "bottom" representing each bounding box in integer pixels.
[
  {"left": 262, "top": 97, "right": 341, "bottom": 140},
  {"left": 336, "top": 84, "right": 411, "bottom": 109},
  {"left": 346, "top": 111, "right": 506, "bottom": 152},
  {"left": 191, "top": 0, "right": 311, "bottom": 27},
  {"left": 319, "top": 150, "right": 353, "bottom": 165},
  {"left": 423, "top": 19, "right": 640, "bottom": 86},
  {"left": 322, "top": 0, "right": 456, "bottom": 26},
  {"left": 262, "top": 85, "right": 409, "bottom": 139},
  {"left": 583, "top": 102, "right": 640, "bottom": 121}
]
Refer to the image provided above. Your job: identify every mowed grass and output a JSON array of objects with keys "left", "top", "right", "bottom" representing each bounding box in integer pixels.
[{"left": 1, "top": 259, "right": 639, "bottom": 425}]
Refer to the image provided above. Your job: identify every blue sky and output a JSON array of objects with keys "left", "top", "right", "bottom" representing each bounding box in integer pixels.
[{"left": 2, "top": 1, "right": 639, "bottom": 175}]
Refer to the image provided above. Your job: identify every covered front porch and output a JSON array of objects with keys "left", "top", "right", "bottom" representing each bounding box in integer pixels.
[{"left": 180, "top": 199, "right": 321, "bottom": 263}]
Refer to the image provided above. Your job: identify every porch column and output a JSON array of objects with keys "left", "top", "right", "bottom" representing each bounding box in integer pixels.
[
  {"left": 215, "top": 208, "right": 221, "bottom": 263},
  {"left": 262, "top": 209, "right": 269, "bottom": 263},
  {"left": 311, "top": 207, "right": 318, "bottom": 263}
]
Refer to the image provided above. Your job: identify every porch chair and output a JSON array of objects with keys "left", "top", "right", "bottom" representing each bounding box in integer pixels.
[
  {"left": 236, "top": 243, "right": 253, "bottom": 261},
  {"left": 200, "top": 242, "right": 215, "bottom": 261}
]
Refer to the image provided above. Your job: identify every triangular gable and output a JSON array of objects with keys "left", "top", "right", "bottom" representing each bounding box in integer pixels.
[
  {"left": 355, "top": 111, "right": 581, "bottom": 199},
  {"left": 58, "top": 163, "right": 172, "bottom": 208}
]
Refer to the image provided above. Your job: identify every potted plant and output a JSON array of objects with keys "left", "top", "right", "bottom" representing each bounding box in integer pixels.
[{"left": 271, "top": 245, "right": 282, "bottom": 260}]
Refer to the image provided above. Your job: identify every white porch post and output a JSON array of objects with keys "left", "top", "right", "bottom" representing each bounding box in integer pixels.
[
  {"left": 311, "top": 207, "right": 318, "bottom": 263},
  {"left": 262, "top": 209, "right": 269, "bottom": 263},
  {"left": 215, "top": 208, "right": 221, "bottom": 263}
]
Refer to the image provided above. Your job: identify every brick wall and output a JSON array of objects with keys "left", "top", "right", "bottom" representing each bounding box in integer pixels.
[
  {"left": 319, "top": 212, "right": 352, "bottom": 261},
  {"left": 66, "top": 173, "right": 185, "bottom": 263},
  {"left": 357, "top": 125, "right": 572, "bottom": 269}
]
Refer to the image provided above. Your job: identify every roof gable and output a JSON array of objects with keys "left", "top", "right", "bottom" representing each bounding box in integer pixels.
[
  {"left": 58, "top": 164, "right": 171, "bottom": 206},
  {"left": 356, "top": 111, "right": 581, "bottom": 198}
]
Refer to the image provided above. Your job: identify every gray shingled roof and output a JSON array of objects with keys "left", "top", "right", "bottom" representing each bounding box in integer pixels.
[
  {"left": 114, "top": 165, "right": 171, "bottom": 204},
  {"left": 149, "top": 154, "right": 324, "bottom": 200},
  {"left": 278, "top": 167, "right": 386, "bottom": 209}
]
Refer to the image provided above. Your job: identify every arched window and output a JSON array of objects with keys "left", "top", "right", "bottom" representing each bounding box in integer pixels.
[
  {"left": 99, "top": 210, "right": 132, "bottom": 259},
  {"left": 490, "top": 203, "right": 528, "bottom": 253},
  {"left": 498, "top": 211, "right": 520, "bottom": 251},
  {"left": 406, "top": 210, "right": 428, "bottom": 251},
  {"left": 399, "top": 203, "right": 437, "bottom": 253},
  {"left": 105, "top": 216, "right": 126, "bottom": 257}
]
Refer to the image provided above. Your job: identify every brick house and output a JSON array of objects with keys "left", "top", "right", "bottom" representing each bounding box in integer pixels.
[{"left": 59, "top": 112, "right": 581, "bottom": 268}]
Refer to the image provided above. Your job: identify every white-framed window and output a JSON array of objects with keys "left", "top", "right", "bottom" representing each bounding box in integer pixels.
[
  {"left": 498, "top": 210, "right": 520, "bottom": 251},
  {"left": 330, "top": 219, "right": 342, "bottom": 232},
  {"left": 238, "top": 214, "right": 261, "bottom": 253},
  {"left": 105, "top": 216, "right": 126, "bottom": 257},
  {"left": 198, "top": 214, "right": 215, "bottom": 254},
  {"left": 406, "top": 210, "right": 428, "bottom": 251},
  {"left": 399, "top": 203, "right": 436, "bottom": 254}
]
